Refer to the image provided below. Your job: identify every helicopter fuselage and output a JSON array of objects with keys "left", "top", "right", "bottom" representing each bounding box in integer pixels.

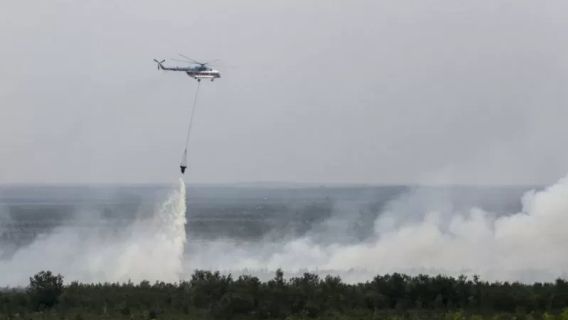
[{"left": 185, "top": 70, "right": 221, "bottom": 81}]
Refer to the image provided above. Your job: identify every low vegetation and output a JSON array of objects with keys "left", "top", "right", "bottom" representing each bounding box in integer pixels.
[{"left": 1, "top": 270, "right": 568, "bottom": 319}]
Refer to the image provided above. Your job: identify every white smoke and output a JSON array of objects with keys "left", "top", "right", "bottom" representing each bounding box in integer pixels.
[
  {"left": 2, "top": 175, "right": 568, "bottom": 286},
  {"left": 0, "top": 178, "right": 187, "bottom": 286},
  {"left": 186, "top": 175, "right": 568, "bottom": 283}
]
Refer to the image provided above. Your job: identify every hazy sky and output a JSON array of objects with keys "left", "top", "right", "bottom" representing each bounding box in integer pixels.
[{"left": 1, "top": 0, "right": 568, "bottom": 185}]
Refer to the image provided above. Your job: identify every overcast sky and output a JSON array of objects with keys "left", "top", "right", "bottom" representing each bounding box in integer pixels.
[{"left": 1, "top": 0, "right": 568, "bottom": 185}]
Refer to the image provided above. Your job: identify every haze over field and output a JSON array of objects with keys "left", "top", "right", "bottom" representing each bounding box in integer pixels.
[
  {"left": 2, "top": 0, "right": 568, "bottom": 185},
  {"left": 1, "top": 175, "right": 567, "bottom": 286}
]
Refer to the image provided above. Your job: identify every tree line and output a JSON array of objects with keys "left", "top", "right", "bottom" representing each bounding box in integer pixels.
[{"left": 1, "top": 270, "right": 568, "bottom": 319}]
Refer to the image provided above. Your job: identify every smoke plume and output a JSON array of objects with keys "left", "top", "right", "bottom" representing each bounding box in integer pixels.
[
  {"left": 2, "top": 175, "right": 568, "bottom": 286},
  {"left": 0, "top": 179, "right": 187, "bottom": 286},
  {"left": 185, "top": 175, "right": 568, "bottom": 283}
]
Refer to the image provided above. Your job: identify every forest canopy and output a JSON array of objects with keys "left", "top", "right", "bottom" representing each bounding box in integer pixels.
[{"left": 1, "top": 270, "right": 568, "bottom": 320}]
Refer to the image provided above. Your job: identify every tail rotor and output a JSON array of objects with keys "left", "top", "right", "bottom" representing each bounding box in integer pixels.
[{"left": 153, "top": 59, "right": 166, "bottom": 70}]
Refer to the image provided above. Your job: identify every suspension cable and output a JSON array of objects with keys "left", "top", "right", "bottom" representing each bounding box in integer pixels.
[{"left": 184, "top": 80, "right": 201, "bottom": 152}]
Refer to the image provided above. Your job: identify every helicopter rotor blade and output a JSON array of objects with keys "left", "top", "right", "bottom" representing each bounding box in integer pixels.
[
  {"left": 170, "top": 58, "right": 194, "bottom": 64},
  {"left": 203, "top": 59, "right": 220, "bottom": 65},
  {"left": 178, "top": 54, "right": 204, "bottom": 65}
]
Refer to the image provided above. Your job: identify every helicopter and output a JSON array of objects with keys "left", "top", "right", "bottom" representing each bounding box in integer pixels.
[{"left": 153, "top": 55, "right": 221, "bottom": 81}]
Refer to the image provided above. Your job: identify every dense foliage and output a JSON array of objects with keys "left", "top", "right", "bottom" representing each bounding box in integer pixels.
[
  {"left": 1, "top": 270, "right": 568, "bottom": 319},
  {"left": 27, "top": 271, "right": 64, "bottom": 310}
]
